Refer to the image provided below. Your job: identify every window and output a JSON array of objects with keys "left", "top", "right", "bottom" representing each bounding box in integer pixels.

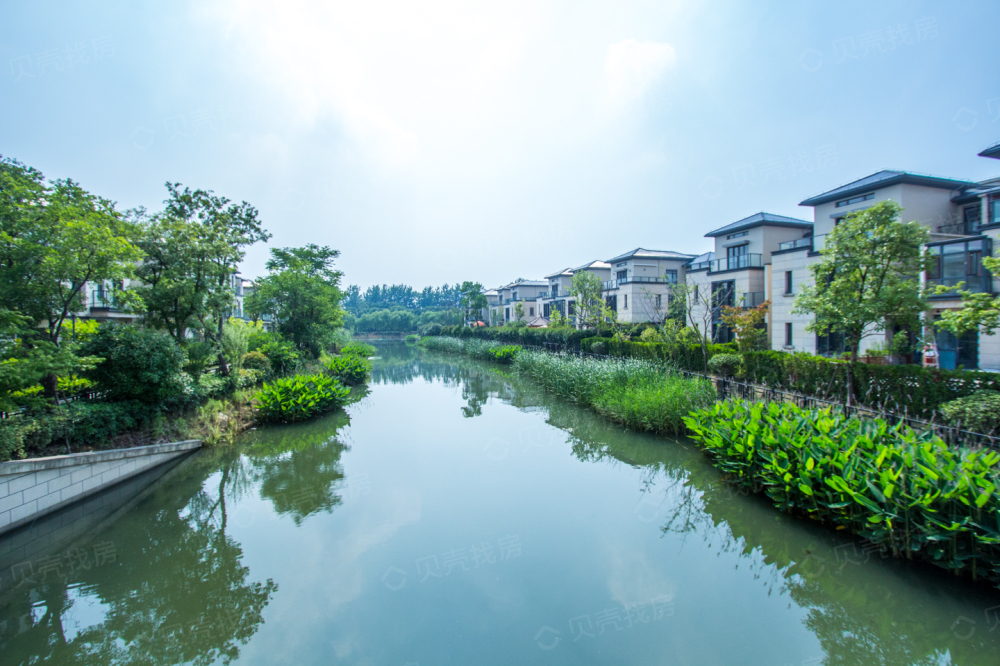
[
  {"left": 926, "top": 239, "right": 991, "bottom": 293},
  {"left": 623, "top": 294, "right": 628, "bottom": 309},
  {"left": 694, "top": 286, "right": 699, "bottom": 303},
  {"left": 529, "top": 307, "right": 534, "bottom": 316},
  {"left": 504, "top": 308, "right": 510, "bottom": 322},
  {"left": 816, "top": 330, "right": 846, "bottom": 356},
  {"left": 726, "top": 244, "right": 748, "bottom": 269},
  {"left": 991, "top": 197, "right": 1000, "bottom": 226},
  {"left": 568, "top": 301, "right": 576, "bottom": 315},
  {"left": 543, "top": 304, "right": 550, "bottom": 317},
  {"left": 835, "top": 192, "right": 874, "bottom": 208},
  {"left": 784, "top": 323, "right": 793, "bottom": 347},
  {"left": 726, "top": 231, "right": 749, "bottom": 240},
  {"left": 963, "top": 204, "right": 982, "bottom": 234},
  {"left": 616, "top": 270, "right": 628, "bottom": 281},
  {"left": 655, "top": 294, "right": 662, "bottom": 309},
  {"left": 664, "top": 270, "right": 678, "bottom": 284},
  {"left": 784, "top": 271, "right": 793, "bottom": 295},
  {"left": 551, "top": 285, "right": 559, "bottom": 297},
  {"left": 605, "top": 295, "right": 617, "bottom": 312},
  {"left": 616, "top": 262, "right": 627, "bottom": 267}
]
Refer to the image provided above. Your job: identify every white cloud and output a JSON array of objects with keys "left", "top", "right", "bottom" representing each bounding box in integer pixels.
[{"left": 604, "top": 39, "right": 677, "bottom": 108}]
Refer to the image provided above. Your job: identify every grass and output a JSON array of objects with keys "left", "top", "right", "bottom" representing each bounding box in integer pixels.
[{"left": 422, "top": 338, "right": 714, "bottom": 435}]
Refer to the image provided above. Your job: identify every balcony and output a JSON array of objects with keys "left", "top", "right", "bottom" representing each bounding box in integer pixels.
[
  {"left": 89, "top": 291, "right": 121, "bottom": 312},
  {"left": 936, "top": 220, "right": 981, "bottom": 236},
  {"left": 537, "top": 291, "right": 550, "bottom": 299},
  {"left": 709, "top": 253, "right": 763, "bottom": 272},
  {"left": 686, "top": 259, "right": 711, "bottom": 271},
  {"left": 601, "top": 276, "right": 676, "bottom": 290},
  {"left": 777, "top": 237, "right": 812, "bottom": 252},
  {"left": 926, "top": 237, "right": 993, "bottom": 298},
  {"left": 740, "top": 291, "right": 767, "bottom": 308}
]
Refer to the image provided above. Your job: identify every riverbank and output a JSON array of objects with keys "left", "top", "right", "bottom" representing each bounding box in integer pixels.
[{"left": 420, "top": 335, "right": 1000, "bottom": 589}]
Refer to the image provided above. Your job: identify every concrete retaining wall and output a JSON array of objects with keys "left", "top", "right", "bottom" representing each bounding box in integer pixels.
[{"left": 0, "top": 440, "right": 202, "bottom": 535}]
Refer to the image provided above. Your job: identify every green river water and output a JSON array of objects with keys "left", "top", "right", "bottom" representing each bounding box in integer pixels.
[{"left": 2, "top": 341, "right": 1000, "bottom": 665}]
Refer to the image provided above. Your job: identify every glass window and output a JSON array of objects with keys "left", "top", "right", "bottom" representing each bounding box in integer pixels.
[
  {"left": 785, "top": 322, "right": 793, "bottom": 346},
  {"left": 616, "top": 270, "right": 627, "bottom": 281},
  {"left": 664, "top": 270, "right": 678, "bottom": 283},
  {"left": 784, "top": 271, "right": 793, "bottom": 295}
]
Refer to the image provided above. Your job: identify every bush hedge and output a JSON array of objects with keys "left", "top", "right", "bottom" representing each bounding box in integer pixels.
[
  {"left": 578, "top": 337, "right": 1000, "bottom": 418},
  {"left": 684, "top": 399, "right": 1000, "bottom": 587},
  {"left": 81, "top": 326, "right": 186, "bottom": 405},
  {"left": 253, "top": 374, "right": 351, "bottom": 424},
  {"left": 437, "top": 325, "right": 604, "bottom": 350},
  {"left": 939, "top": 391, "right": 1000, "bottom": 436}
]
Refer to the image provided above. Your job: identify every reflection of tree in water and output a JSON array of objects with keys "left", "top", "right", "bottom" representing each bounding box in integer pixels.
[
  {"left": 390, "top": 346, "right": 1000, "bottom": 665},
  {"left": 0, "top": 452, "right": 277, "bottom": 666},
  {"left": 242, "top": 411, "right": 352, "bottom": 525}
]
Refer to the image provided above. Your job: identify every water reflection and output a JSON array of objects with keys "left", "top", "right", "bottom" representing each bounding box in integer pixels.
[
  {"left": 0, "top": 450, "right": 277, "bottom": 665},
  {"left": 410, "top": 343, "right": 1000, "bottom": 665}
]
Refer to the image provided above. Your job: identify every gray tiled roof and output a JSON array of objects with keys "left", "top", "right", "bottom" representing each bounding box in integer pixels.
[
  {"left": 704, "top": 212, "right": 812, "bottom": 237},
  {"left": 503, "top": 279, "right": 547, "bottom": 289},
  {"left": 605, "top": 248, "right": 697, "bottom": 264},
  {"left": 572, "top": 259, "right": 612, "bottom": 271},
  {"left": 980, "top": 142, "right": 1000, "bottom": 160},
  {"left": 799, "top": 170, "right": 977, "bottom": 206},
  {"left": 686, "top": 251, "right": 714, "bottom": 265},
  {"left": 543, "top": 267, "right": 574, "bottom": 279}
]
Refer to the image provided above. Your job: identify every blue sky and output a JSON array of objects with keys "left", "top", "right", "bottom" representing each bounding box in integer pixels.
[{"left": 3, "top": 1, "right": 999, "bottom": 289}]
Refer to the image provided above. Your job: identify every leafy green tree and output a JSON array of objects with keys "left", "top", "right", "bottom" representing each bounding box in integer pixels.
[
  {"left": 0, "top": 310, "right": 100, "bottom": 411},
  {"left": 0, "top": 157, "right": 144, "bottom": 344},
  {"left": 935, "top": 256, "right": 1000, "bottom": 336},
  {"left": 459, "top": 281, "right": 487, "bottom": 324},
  {"left": 246, "top": 245, "right": 344, "bottom": 356},
  {"left": 136, "top": 183, "right": 269, "bottom": 373},
  {"left": 793, "top": 201, "right": 928, "bottom": 364},
  {"left": 569, "top": 271, "right": 612, "bottom": 329}
]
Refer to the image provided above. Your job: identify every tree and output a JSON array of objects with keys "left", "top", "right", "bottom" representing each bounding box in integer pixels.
[
  {"left": 720, "top": 300, "right": 770, "bottom": 352},
  {"left": 0, "top": 158, "right": 144, "bottom": 346},
  {"left": 569, "top": 271, "right": 613, "bottom": 329},
  {"left": 935, "top": 256, "right": 1000, "bottom": 336},
  {"left": 246, "top": 245, "right": 344, "bottom": 356},
  {"left": 459, "top": 281, "right": 487, "bottom": 324},
  {"left": 513, "top": 302, "right": 526, "bottom": 322},
  {"left": 136, "top": 183, "right": 269, "bottom": 373},
  {"left": 793, "top": 201, "right": 928, "bottom": 364}
]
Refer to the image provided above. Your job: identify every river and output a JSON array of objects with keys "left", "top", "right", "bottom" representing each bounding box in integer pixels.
[{"left": 1, "top": 341, "right": 999, "bottom": 665}]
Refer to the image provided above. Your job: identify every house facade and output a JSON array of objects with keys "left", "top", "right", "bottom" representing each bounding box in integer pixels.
[
  {"left": 769, "top": 155, "right": 1000, "bottom": 370},
  {"left": 602, "top": 249, "right": 695, "bottom": 324},
  {"left": 685, "top": 213, "right": 812, "bottom": 343}
]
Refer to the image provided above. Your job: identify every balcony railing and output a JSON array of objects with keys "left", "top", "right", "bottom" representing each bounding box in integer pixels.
[
  {"left": 89, "top": 291, "right": 121, "bottom": 312},
  {"left": 602, "top": 276, "right": 676, "bottom": 290},
  {"left": 936, "top": 220, "right": 981, "bottom": 236},
  {"left": 810, "top": 234, "right": 828, "bottom": 252},
  {"left": 777, "top": 237, "right": 812, "bottom": 252},
  {"left": 709, "top": 253, "right": 763, "bottom": 272},
  {"left": 740, "top": 291, "right": 767, "bottom": 308},
  {"left": 537, "top": 291, "right": 550, "bottom": 299},
  {"left": 686, "top": 260, "right": 711, "bottom": 271}
]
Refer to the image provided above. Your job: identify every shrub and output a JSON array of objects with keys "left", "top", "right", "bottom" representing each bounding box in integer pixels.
[
  {"left": 939, "top": 391, "right": 1000, "bottom": 436},
  {"left": 590, "top": 340, "right": 607, "bottom": 355},
  {"left": 183, "top": 341, "right": 217, "bottom": 379},
  {"left": 241, "top": 351, "right": 272, "bottom": 373},
  {"left": 81, "top": 326, "right": 186, "bottom": 405},
  {"left": 683, "top": 400, "right": 1000, "bottom": 586},
  {"left": 325, "top": 354, "right": 372, "bottom": 385},
  {"left": 404, "top": 334, "right": 419, "bottom": 344},
  {"left": 258, "top": 338, "right": 300, "bottom": 376},
  {"left": 253, "top": 374, "right": 351, "bottom": 423},
  {"left": 708, "top": 353, "right": 742, "bottom": 378},
  {"left": 342, "top": 341, "right": 376, "bottom": 358},
  {"left": 222, "top": 320, "right": 253, "bottom": 371},
  {"left": 487, "top": 345, "right": 521, "bottom": 364},
  {"left": 422, "top": 323, "right": 443, "bottom": 336}
]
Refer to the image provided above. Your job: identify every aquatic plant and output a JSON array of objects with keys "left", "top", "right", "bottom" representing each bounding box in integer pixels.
[
  {"left": 342, "top": 341, "right": 377, "bottom": 358},
  {"left": 253, "top": 374, "right": 351, "bottom": 424},
  {"left": 683, "top": 400, "right": 1000, "bottom": 586},
  {"left": 487, "top": 345, "right": 521, "bottom": 365},
  {"left": 324, "top": 353, "right": 372, "bottom": 385}
]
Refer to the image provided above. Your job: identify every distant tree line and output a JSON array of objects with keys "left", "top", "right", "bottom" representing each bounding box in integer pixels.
[{"left": 342, "top": 283, "right": 462, "bottom": 314}]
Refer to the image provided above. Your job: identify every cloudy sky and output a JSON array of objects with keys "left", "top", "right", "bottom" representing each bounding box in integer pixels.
[{"left": 3, "top": 1, "right": 999, "bottom": 289}]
